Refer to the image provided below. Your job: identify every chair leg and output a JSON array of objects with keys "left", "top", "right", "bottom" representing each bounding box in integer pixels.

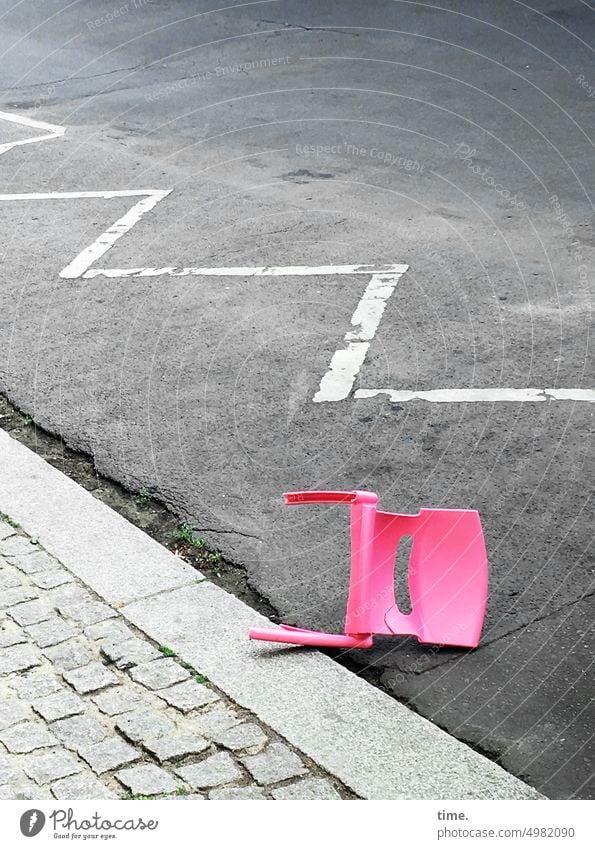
[{"left": 248, "top": 625, "right": 373, "bottom": 648}]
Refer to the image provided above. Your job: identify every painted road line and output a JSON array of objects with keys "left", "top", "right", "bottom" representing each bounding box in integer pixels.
[
  {"left": 81, "top": 263, "right": 408, "bottom": 399},
  {"left": 313, "top": 270, "right": 408, "bottom": 402},
  {"left": 355, "top": 388, "right": 595, "bottom": 403},
  {"left": 59, "top": 190, "right": 171, "bottom": 279},
  {"left": 0, "top": 190, "right": 166, "bottom": 201},
  {"left": 82, "top": 263, "right": 410, "bottom": 279},
  {"left": 0, "top": 189, "right": 171, "bottom": 279},
  {"left": 0, "top": 109, "right": 65, "bottom": 156},
  {"left": 81, "top": 264, "right": 408, "bottom": 401}
]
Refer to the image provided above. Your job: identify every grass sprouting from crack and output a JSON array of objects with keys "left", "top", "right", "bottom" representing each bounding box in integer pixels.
[
  {"left": 158, "top": 645, "right": 176, "bottom": 658},
  {"left": 158, "top": 647, "right": 209, "bottom": 684},
  {"left": 134, "top": 487, "right": 152, "bottom": 507},
  {"left": 174, "top": 523, "right": 206, "bottom": 549}
]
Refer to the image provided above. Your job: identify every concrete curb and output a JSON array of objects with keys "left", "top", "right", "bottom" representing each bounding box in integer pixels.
[{"left": 0, "top": 428, "right": 542, "bottom": 800}]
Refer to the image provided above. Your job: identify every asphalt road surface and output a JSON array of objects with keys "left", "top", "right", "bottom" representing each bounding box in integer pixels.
[{"left": 0, "top": 0, "right": 593, "bottom": 799}]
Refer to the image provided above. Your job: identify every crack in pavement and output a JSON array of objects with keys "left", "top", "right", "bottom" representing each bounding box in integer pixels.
[
  {"left": 192, "top": 527, "right": 263, "bottom": 542},
  {"left": 260, "top": 20, "right": 360, "bottom": 36},
  {"left": 4, "top": 63, "right": 152, "bottom": 93},
  {"left": 409, "top": 587, "right": 595, "bottom": 675}
]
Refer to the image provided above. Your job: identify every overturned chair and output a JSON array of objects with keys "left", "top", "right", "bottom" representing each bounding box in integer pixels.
[{"left": 249, "top": 490, "right": 488, "bottom": 650}]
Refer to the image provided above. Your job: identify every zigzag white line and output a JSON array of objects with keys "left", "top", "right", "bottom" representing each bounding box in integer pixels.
[
  {"left": 0, "top": 190, "right": 172, "bottom": 279},
  {"left": 0, "top": 109, "right": 65, "bottom": 156}
]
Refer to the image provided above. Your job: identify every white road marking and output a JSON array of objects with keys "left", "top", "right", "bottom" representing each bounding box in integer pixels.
[
  {"left": 82, "top": 263, "right": 410, "bottom": 279},
  {"left": 82, "top": 262, "right": 407, "bottom": 399},
  {"left": 59, "top": 190, "right": 171, "bottom": 279},
  {"left": 57, "top": 250, "right": 595, "bottom": 405},
  {"left": 0, "top": 189, "right": 171, "bottom": 280},
  {"left": 0, "top": 190, "right": 163, "bottom": 201},
  {"left": 0, "top": 110, "right": 65, "bottom": 156},
  {"left": 81, "top": 260, "right": 408, "bottom": 401},
  {"left": 355, "top": 388, "right": 595, "bottom": 403},
  {"left": 314, "top": 343, "right": 371, "bottom": 403},
  {"left": 2, "top": 162, "right": 590, "bottom": 405},
  {"left": 313, "top": 271, "right": 408, "bottom": 402}
]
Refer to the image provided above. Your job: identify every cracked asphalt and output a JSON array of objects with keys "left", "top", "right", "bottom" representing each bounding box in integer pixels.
[{"left": 0, "top": 0, "right": 593, "bottom": 798}]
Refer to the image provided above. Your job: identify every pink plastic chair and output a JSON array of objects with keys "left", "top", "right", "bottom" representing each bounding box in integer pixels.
[{"left": 249, "top": 490, "right": 488, "bottom": 649}]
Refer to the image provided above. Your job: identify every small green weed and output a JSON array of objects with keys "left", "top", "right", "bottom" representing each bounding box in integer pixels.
[
  {"left": 134, "top": 487, "right": 152, "bottom": 507},
  {"left": 158, "top": 649, "right": 208, "bottom": 684},
  {"left": 174, "top": 523, "right": 206, "bottom": 549},
  {"left": 158, "top": 645, "right": 176, "bottom": 658},
  {"left": 207, "top": 550, "right": 222, "bottom": 564}
]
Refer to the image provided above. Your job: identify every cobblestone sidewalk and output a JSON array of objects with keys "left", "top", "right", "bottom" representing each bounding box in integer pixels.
[{"left": 0, "top": 517, "right": 354, "bottom": 800}]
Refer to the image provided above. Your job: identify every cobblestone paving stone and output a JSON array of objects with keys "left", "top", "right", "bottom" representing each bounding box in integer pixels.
[{"left": 0, "top": 523, "right": 355, "bottom": 800}]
